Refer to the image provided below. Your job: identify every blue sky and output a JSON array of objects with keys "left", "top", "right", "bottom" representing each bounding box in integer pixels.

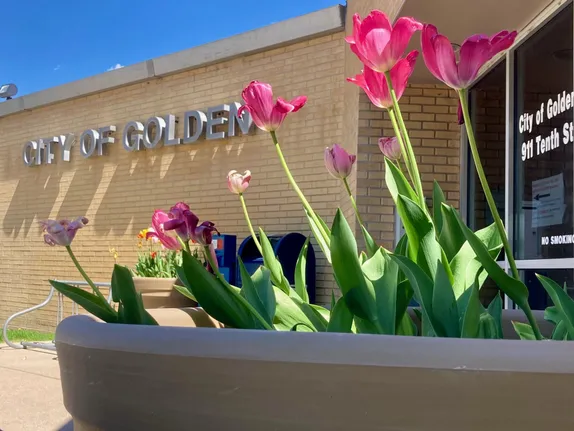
[{"left": 1, "top": 0, "right": 341, "bottom": 96}]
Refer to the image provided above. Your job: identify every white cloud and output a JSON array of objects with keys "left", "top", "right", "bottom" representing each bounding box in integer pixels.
[
  {"left": 107, "top": 63, "right": 124, "bottom": 71},
  {"left": 53, "top": 65, "right": 61, "bottom": 71}
]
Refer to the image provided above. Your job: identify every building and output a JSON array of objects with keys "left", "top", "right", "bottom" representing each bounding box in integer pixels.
[{"left": 0, "top": 0, "right": 571, "bottom": 331}]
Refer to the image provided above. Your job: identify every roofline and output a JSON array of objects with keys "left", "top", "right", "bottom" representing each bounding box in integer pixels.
[{"left": 0, "top": 4, "right": 346, "bottom": 119}]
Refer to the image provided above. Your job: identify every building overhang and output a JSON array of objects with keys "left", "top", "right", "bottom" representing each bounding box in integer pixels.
[{"left": 402, "top": 0, "right": 566, "bottom": 83}]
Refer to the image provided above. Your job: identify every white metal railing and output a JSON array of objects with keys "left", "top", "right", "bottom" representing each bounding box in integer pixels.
[{"left": 2, "top": 281, "right": 112, "bottom": 351}]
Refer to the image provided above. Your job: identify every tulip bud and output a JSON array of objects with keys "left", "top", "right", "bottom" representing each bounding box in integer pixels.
[
  {"left": 227, "top": 170, "right": 252, "bottom": 194},
  {"left": 378, "top": 137, "right": 401, "bottom": 161},
  {"left": 324, "top": 144, "right": 356, "bottom": 180}
]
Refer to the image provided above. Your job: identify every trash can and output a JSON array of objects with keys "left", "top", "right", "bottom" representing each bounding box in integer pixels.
[
  {"left": 212, "top": 234, "right": 237, "bottom": 285},
  {"left": 237, "top": 232, "right": 316, "bottom": 304}
]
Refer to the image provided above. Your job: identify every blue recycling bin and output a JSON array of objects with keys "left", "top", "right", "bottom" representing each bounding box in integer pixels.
[
  {"left": 237, "top": 232, "right": 316, "bottom": 303},
  {"left": 212, "top": 234, "right": 237, "bottom": 285}
]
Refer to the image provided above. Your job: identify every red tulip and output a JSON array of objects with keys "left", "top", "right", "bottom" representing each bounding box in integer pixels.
[
  {"left": 227, "top": 170, "right": 252, "bottom": 194},
  {"left": 238, "top": 81, "right": 307, "bottom": 132},
  {"left": 324, "top": 144, "right": 356, "bottom": 180},
  {"left": 347, "top": 50, "right": 418, "bottom": 109},
  {"left": 346, "top": 10, "right": 422, "bottom": 73},
  {"left": 147, "top": 210, "right": 182, "bottom": 250},
  {"left": 40, "top": 217, "right": 88, "bottom": 247},
  {"left": 378, "top": 137, "right": 401, "bottom": 161},
  {"left": 422, "top": 25, "right": 517, "bottom": 90}
]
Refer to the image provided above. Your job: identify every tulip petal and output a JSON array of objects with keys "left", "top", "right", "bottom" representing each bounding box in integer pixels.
[
  {"left": 421, "top": 24, "right": 443, "bottom": 82},
  {"left": 289, "top": 96, "right": 307, "bottom": 112},
  {"left": 489, "top": 30, "right": 517, "bottom": 58},
  {"left": 458, "top": 36, "right": 491, "bottom": 86},
  {"left": 433, "top": 34, "right": 462, "bottom": 88},
  {"left": 389, "top": 50, "right": 419, "bottom": 101},
  {"left": 358, "top": 10, "right": 392, "bottom": 46},
  {"left": 385, "top": 17, "right": 423, "bottom": 66}
]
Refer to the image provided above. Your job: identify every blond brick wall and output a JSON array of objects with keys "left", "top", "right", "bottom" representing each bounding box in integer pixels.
[
  {"left": 0, "top": 33, "right": 347, "bottom": 331},
  {"left": 356, "top": 84, "right": 461, "bottom": 249}
]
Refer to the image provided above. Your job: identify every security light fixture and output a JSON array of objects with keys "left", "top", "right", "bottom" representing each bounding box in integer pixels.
[{"left": 0, "top": 83, "right": 17, "bottom": 100}]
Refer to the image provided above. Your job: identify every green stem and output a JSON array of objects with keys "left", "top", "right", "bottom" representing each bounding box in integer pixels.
[
  {"left": 184, "top": 240, "right": 191, "bottom": 255},
  {"left": 458, "top": 89, "right": 542, "bottom": 341},
  {"left": 239, "top": 193, "right": 263, "bottom": 255},
  {"left": 387, "top": 108, "right": 415, "bottom": 184},
  {"left": 343, "top": 177, "right": 365, "bottom": 227},
  {"left": 270, "top": 131, "right": 330, "bottom": 243},
  {"left": 202, "top": 246, "right": 274, "bottom": 331},
  {"left": 66, "top": 246, "right": 110, "bottom": 306},
  {"left": 385, "top": 72, "right": 427, "bottom": 210}
]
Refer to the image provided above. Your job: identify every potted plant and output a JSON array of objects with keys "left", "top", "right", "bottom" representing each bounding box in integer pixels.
[{"left": 46, "top": 10, "right": 574, "bottom": 430}]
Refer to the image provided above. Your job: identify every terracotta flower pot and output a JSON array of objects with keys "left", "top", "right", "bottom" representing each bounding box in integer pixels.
[
  {"left": 132, "top": 277, "right": 196, "bottom": 309},
  {"left": 55, "top": 309, "right": 573, "bottom": 431}
]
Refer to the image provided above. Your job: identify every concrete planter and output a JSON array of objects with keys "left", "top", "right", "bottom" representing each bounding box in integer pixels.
[
  {"left": 55, "top": 309, "right": 573, "bottom": 431},
  {"left": 133, "top": 277, "right": 196, "bottom": 309}
]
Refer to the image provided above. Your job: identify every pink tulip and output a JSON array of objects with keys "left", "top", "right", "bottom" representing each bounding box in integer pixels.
[
  {"left": 324, "top": 144, "right": 356, "bottom": 180},
  {"left": 346, "top": 11, "right": 422, "bottom": 73},
  {"left": 163, "top": 202, "right": 219, "bottom": 246},
  {"left": 378, "top": 137, "right": 401, "bottom": 161},
  {"left": 238, "top": 81, "right": 307, "bottom": 132},
  {"left": 347, "top": 50, "right": 418, "bottom": 109},
  {"left": 422, "top": 25, "right": 517, "bottom": 90},
  {"left": 147, "top": 211, "right": 182, "bottom": 250},
  {"left": 40, "top": 217, "right": 88, "bottom": 247},
  {"left": 227, "top": 170, "right": 252, "bottom": 194}
]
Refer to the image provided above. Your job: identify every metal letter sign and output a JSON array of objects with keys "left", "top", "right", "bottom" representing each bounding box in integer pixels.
[{"left": 22, "top": 102, "right": 253, "bottom": 166}]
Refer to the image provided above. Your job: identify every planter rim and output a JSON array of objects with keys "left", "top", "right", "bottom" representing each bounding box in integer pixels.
[{"left": 56, "top": 314, "right": 574, "bottom": 374}]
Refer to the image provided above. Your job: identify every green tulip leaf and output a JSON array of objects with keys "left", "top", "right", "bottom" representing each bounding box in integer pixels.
[
  {"left": 49, "top": 280, "right": 118, "bottom": 323},
  {"left": 179, "top": 251, "right": 260, "bottom": 329},
  {"left": 396, "top": 312, "right": 417, "bottom": 336},
  {"left": 536, "top": 274, "right": 574, "bottom": 339},
  {"left": 478, "top": 312, "right": 499, "bottom": 339},
  {"left": 390, "top": 254, "right": 441, "bottom": 336},
  {"left": 362, "top": 247, "right": 399, "bottom": 334},
  {"left": 552, "top": 320, "right": 569, "bottom": 341},
  {"left": 396, "top": 195, "right": 441, "bottom": 281},
  {"left": 327, "top": 297, "right": 354, "bottom": 333},
  {"left": 395, "top": 279, "right": 414, "bottom": 330},
  {"left": 290, "top": 323, "right": 317, "bottom": 332},
  {"left": 273, "top": 286, "right": 318, "bottom": 332},
  {"left": 331, "top": 209, "right": 377, "bottom": 323},
  {"left": 305, "top": 208, "right": 331, "bottom": 264},
  {"left": 486, "top": 293, "right": 504, "bottom": 339},
  {"left": 384, "top": 158, "right": 418, "bottom": 204},
  {"left": 259, "top": 228, "right": 291, "bottom": 295},
  {"left": 433, "top": 181, "right": 446, "bottom": 234},
  {"left": 439, "top": 203, "right": 467, "bottom": 262},
  {"left": 112, "top": 265, "right": 148, "bottom": 325},
  {"left": 545, "top": 306, "right": 561, "bottom": 325},
  {"left": 294, "top": 237, "right": 310, "bottom": 303},
  {"left": 361, "top": 225, "right": 379, "bottom": 258},
  {"left": 432, "top": 263, "right": 460, "bottom": 337},
  {"left": 239, "top": 259, "right": 275, "bottom": 326},
  {"left": 173, "top": 283, "right": 197, "bottom": 302},
  {"left": 459, "top": 283, "right": 481, "bottom": 339},
  {"left": 512, "top": 321, "right": 537, "bottom": 340},
  {"left": 454, "top": 212, "right": 531, "bottom": 313}
]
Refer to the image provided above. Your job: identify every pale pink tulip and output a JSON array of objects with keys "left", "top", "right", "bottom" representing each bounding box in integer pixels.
[
  {"left": 347, "top": 50, "right": 418, "bottom": 109},
  {"left": 422, "top": 25, "right": 517, "bottom": 90},
  {"left": 238, "top": 81, "right": 307, "bottom": 132},
  {"left": 147, "top": 211, "right": 182, "bottom": 250},
  {"left": 227, "top": 170, "right": 252, "bottom": 194},
  {"left": 40, "top": 217, "right": 88, "bottom": 247},
  {"left": 378, "top": 137, "right": 401, "bottom": 161},
  {"left": 324, "top": 144, "right": 356, "bottom": 180},
  {"left": 346, "top": 10, "right": 422, "bottom": 73}
]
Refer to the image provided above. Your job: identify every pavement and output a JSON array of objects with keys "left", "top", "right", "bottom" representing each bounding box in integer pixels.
[{"left": 0, "top": 343, "right": 72, "bottom": 431}]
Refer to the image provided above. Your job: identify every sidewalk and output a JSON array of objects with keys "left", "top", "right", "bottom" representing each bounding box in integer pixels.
[{"left": 0, "top": 343, "right": 72, "bottom": 431}]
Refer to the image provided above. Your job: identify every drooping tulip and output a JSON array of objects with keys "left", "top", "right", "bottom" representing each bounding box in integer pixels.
[
  {"left": 324, "top": 144, "right": 356, "bottom": 180},
  {"left": 348, "top": 50, "right": 419, "bottom": 109},
  {"left": 378, "top": 137, "right": 401, "bottom": 161},
  {"left": 40, "top": 217, "right": 89, "bottom": 247},
  {"left": 163, "top": 202, "right": 219, "bottom": 246},
  {"left": 227, "top": 170, "right": 252, "bottom": 194},
  {"left": 238, "top": 81, "right": 307, "bottom": 132},
  {"left": 346, "top": 11, "right": 423, "bottom": 73},
  {"left": 422, "top": 25, "right": 517, "bottom": 90},
  {"left": 147, "top": 211, "right": 182, "bottom": 250},
  {"left": 163, "top": 202, "right": 199, "bottom": 243}
]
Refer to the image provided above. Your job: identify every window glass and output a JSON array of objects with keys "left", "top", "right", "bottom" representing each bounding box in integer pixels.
[
  {"left": 520, "top": 269, "right": 574, "bottom": 310},
  {"left": 514, "top": 4, "right": 574, "bottom": 260}
]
